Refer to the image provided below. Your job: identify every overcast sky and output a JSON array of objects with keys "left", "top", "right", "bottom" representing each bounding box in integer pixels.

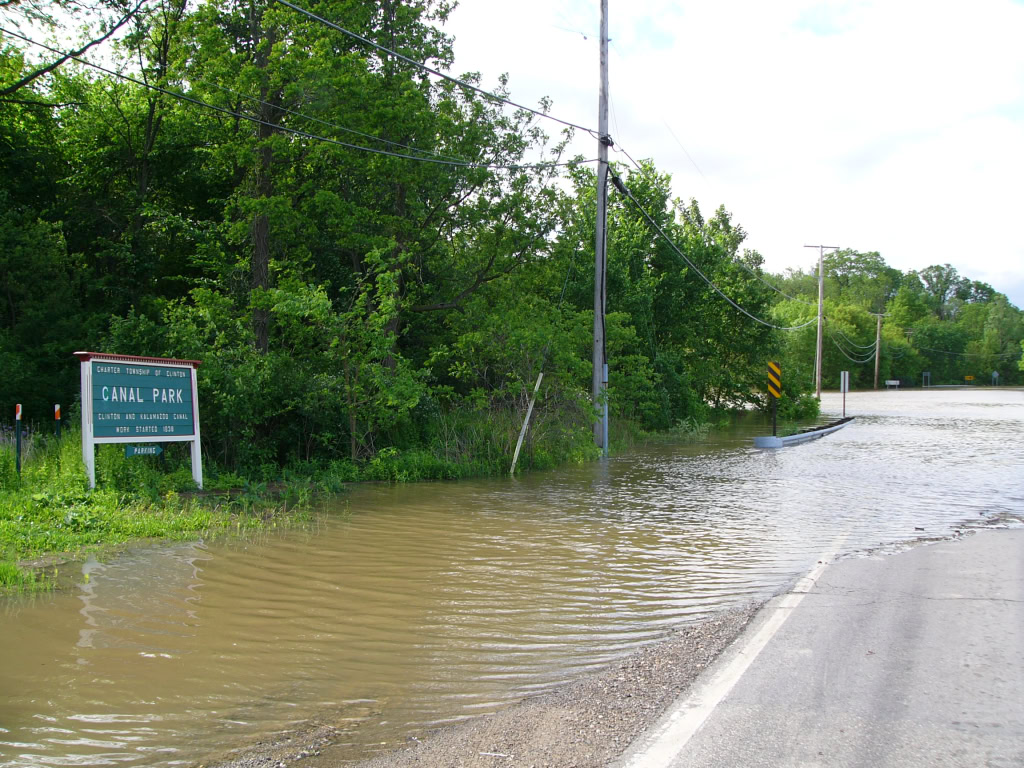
[{"left": 440, "top": 0, "right": 1024, "bottom": 307}]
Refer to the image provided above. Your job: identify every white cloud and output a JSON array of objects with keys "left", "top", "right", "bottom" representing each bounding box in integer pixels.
[{"left": 441, "top": 0, "right": 1024, "bottom": 307}]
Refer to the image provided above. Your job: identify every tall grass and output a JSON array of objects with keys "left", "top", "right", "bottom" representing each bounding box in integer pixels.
[{"left": 0, "top": 429, "right": 292, "bottom": 593}]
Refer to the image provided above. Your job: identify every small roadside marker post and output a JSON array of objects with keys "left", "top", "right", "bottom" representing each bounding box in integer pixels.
[
  {"left": 767, "top": 362, "right": 781, "bottom": 436},
  {"left": 15, "top": 403, "right": 23, "bottom": 477},
  {"left": 55, "top": 404, "right": 61, "bottom": 439},
  {"left": 840, "top": 371, "right": 849, "bottom": 417}
]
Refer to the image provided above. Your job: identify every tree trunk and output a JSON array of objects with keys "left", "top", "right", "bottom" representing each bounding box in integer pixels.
[
  {"left": 349, "top": 409, "right": 358, "bottom": 461},
  {"left": 250, "top": 12, "right": 276, "bottom": 354}
]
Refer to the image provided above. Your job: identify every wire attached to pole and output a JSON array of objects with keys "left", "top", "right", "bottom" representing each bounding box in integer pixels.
[{"left": 610, "top": 173, "right": 816, "bottom": 332}]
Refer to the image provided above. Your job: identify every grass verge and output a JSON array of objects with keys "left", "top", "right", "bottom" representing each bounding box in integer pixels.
[{"left": 0, "top": 431, "right": 311, "bottom": 593}]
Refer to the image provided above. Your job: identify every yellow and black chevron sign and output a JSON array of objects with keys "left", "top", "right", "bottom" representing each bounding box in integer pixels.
[{"left": 767, "top": 361, "right": 781, "bottom": 399}]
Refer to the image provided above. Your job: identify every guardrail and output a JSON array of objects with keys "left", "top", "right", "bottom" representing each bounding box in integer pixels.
[{"left": 754, "top": 417, "right": 855, "bottom": 449}]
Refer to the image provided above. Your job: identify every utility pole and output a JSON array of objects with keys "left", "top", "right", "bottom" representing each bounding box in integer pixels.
[
  {"left": 871, "top": 312, "right": 888, "bottom": 389},
  {"left": 804, "top": 245, "right": 838, "bottom": 399},
  {"left": 592, "top": 0, "right": 610, "bottom": 456},
  {"left": 873, "top": 313, "right": 882, "bottom": 389}
]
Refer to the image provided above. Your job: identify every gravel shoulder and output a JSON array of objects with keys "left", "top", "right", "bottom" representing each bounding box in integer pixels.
[{"left": 207, "top": 605, "right": 758, "bottom": 768}]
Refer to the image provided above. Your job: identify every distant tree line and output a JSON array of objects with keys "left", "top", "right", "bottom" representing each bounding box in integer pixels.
[{"left": 770, "top": 253, "right": 1024, "bottom": 391}]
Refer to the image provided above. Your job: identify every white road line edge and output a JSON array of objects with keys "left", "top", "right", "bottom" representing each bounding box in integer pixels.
[{"left": 619, "top": 535, "right": 848, "bottom": 768}]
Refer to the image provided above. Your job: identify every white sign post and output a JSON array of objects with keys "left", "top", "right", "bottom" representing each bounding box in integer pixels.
[
  {"left": 75, "top": 352, "right": 203, "bottom": 489},
  {"left": 840, "top": 370, "right": 850, "bottom": 418}
]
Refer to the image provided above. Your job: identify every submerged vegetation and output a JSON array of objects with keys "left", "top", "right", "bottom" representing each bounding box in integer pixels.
[
  {"left": 0, "top": 416, "right": 597, "bottom": 591},
  {"left": 0, "top": 427, "right": 301, "bottom": 590}
]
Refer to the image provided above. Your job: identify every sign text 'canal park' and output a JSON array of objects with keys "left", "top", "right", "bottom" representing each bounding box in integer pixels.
[
  {"left": 76, "top": 352, "right": 203, "bottom": 489},
  {"left": 91, "top": 362, "right": 195, "bottom": 437}
]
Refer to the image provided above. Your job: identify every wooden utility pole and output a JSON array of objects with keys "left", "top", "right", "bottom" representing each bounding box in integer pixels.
[
  {"left": 805, "top": 245, "right": 838, "bottom": 399},
  {"left": 592, "top": 0, "right": 610, "bottom": 455},
  {"left": 872, "top": 313, "right": 880, "bottom": 387},
  {"left": 873, "top": 312, "right": 883, "bottom": 389}
]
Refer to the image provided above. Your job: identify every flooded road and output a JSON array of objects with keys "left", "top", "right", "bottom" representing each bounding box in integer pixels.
[{"left": 2, "top": 389, "right": 1022, "bottom": 767}]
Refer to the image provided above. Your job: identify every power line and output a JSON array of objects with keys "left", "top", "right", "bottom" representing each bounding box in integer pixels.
[
  {"left": 733, "top": 259, "right": 818, "bottom": 306},
  {"left": 1, "top": 28, "right": 595, "bottom": 172},
  {"left": 831, "top": 346, "right": 877, "bottom": 365},
  {"left": 828, "top": 330, "right": 876, "bottom": 364},
  {"left": 613, "top": 155, "right": 820, "bottom": 312},
  {"left": 830, "top": 325, "right": 876, "bottom": 349},
  {"left": 273, "top": 0, "right": 599, "bottom": 137},
  {"left": 615, "top": 145, "right": 645, "bottom": 175},
  {"left": 663, "top": 121, "right": 711, "bottom": 188},
  {"left": 830, "top": 344, "right": 877, "bottom": 365},
  {"left": 606, "top": 162, "right": 819, "bottom": 331},
  {"left": 610, "top": 173, "right": 816, "bottom": 332}
]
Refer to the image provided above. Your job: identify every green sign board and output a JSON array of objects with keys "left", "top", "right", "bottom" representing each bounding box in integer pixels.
[
  {"left": 91, "top": 362, "right": 195, "bottom": 438},
  {"left": 77, "top": 351, "right": 203, "bottom": 490},
  {"left": 125, "top": 444, "right": 163, "bottom": 457}
]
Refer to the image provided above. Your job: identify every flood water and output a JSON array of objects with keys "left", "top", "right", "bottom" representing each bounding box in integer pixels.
[{"left": 2, "top": 389, "right": 1022, "bottom": 767}]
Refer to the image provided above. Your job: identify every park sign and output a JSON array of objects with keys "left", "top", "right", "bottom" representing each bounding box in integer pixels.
[{"left": 75, "top": 352, "right": 203, "bottom": 489}]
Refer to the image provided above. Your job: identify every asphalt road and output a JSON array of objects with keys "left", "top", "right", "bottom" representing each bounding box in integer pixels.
[{"left": 617, "top": 529, "right": 1024, "bottom": 768}]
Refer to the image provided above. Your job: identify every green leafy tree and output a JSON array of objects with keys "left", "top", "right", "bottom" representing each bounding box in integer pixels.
[
  {"left": 887, "top": 285, "right": 930, "bottom": 330},
  {"left": 915, "top": 264, "right": 967, "bottom": 321},
  {"left": 823, "top": 249, "right": 901, "bottom": 312}
]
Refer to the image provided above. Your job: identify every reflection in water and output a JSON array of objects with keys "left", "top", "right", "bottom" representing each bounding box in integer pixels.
[
  {"left": 76, "top": 557, "right": 102, "bottom": 651},
  {"left": 1, "top": 389, "right": 1022, "bottom": 767}
]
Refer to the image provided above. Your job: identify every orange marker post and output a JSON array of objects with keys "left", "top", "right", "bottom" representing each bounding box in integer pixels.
[
  {"left": 15, "top": 403, "right": 23, "bottom": 476},
  {"left": 55, "top": 403, "right": 61, "bottom": 439}
]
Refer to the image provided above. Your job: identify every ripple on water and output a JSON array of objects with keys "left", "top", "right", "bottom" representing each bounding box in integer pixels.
[{"left": 1, "top": 389, "right": 1022, "bottom": 767}]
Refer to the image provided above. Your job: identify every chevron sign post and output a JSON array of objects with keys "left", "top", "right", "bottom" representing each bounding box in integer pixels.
[{"left": 767, "top": 362, "right": 781, "bottom": 436}]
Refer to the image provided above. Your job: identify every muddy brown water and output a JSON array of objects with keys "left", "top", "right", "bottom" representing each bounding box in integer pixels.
[{"left": 2, "top": 389, "right": 1022, "bottom": 767}]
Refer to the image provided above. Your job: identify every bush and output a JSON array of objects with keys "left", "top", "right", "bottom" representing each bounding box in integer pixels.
[{"left": 777, "top": 392, "right": 821, "bottom": 420}]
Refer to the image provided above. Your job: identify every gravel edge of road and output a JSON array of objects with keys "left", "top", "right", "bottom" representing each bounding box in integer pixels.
[{"left": 205, "top": 604, "right": 759, "bottom": 768}]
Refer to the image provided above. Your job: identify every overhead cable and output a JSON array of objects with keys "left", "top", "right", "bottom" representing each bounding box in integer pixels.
[
  {"left": 735, "top": 259, "right": 818, "bottom": 306},
  {"left": 827, "top": 326, "right": 877, "bottom": 357},
  {"left": 1, "top": 28, "right": 594, "bottom": 172},
  {"left": 613, "top": 155, "right": 819, "bottom": 310},
  {"left": 830, "top": 326, "right": 876, "bottom": 349},
  {"left": 831, "top": 345, "right": 877, "bottom": 365},
  {"left": 828, "top": 331, "right": 877, "bottom": 364},
  {"left": 663, "top": 121, "right": 711, "bottom": 187},
  {"left": 610, "top": 173, "right": 816, "bottom": 332},
  {"left": 273, "top": 0, "right": 599, "bottom": 136}
]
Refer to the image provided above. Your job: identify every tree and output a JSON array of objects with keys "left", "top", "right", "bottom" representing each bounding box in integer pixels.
[
  {"left": 822, "top": 249, "right": 901, "bottom": 312},
  {"left": 0, "top": 0, "right": 148, "bottom": 99},
  {"left": 911, "top": 321, "right": 969, "bottom": 383},
  {"left": 887, "top": 285, "right": 929, "bottom": 330},
  {"left": 915, "top": 264, "right": 967, "bottom": 321},
  {"left": 975, "top": 295, "right": 1024, "bottom": 384}
]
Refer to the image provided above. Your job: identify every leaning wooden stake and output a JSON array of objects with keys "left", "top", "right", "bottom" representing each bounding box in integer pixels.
[{"left": 510, "top": 372, "right": 544, "bottom": 475}]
